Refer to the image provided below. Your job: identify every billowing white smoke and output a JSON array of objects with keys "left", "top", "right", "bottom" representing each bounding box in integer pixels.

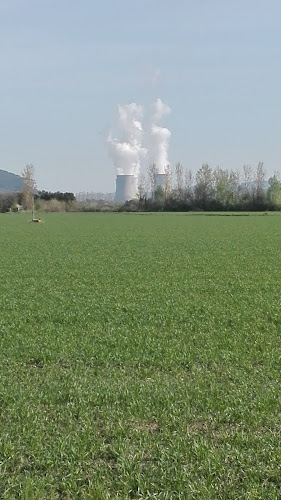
[
  {"left": 149, "top": 98, "right": 171, "bottom": 174},
  {"left": 107, "top": 103, "right": 147, "bottom": 177}
]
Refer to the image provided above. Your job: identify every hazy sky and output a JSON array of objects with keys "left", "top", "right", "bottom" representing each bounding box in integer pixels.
[{"left": 1, "top": 0, "right": 281, "bottom": 193}]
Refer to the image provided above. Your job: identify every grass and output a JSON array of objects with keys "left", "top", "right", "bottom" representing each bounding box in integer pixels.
[{"left": 0, "top": 211, "right": 281, "bottom": 499}]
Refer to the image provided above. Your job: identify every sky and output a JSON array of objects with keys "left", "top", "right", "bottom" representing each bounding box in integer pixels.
[{"left": 1, "top": 0, "right": 281, "bottom": 193}]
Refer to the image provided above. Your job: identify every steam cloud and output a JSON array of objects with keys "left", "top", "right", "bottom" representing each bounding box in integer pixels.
[
  {"left": 107, "top": 103, "right": 147, "bottom": 177},
  {"left": 149, "top": 98, "right": 171, "bottom": 174},
  {"left": 107, "top": 98, "right": 171, "bottom": 177}
]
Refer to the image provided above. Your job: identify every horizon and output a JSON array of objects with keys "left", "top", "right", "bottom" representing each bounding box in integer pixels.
[{"left": 0, "top": 166, "right": 275, "bottom": 198}]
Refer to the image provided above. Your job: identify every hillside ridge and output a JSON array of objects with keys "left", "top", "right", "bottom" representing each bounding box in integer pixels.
[{"left": 0, "top": 169, "right": 23, "bottom": 193}]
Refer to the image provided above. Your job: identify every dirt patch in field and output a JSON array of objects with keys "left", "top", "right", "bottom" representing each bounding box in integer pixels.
[{"left": 134, "top": 420, "right": 160, "bottom": 433}]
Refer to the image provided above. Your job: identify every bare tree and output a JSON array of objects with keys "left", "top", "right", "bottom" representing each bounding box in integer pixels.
[
  {"left": 242, "top": 164, "right": 254, "bottom": 200},
  {"left": 254, "top": 161, "right": 266, "bottom": 201},
  {"left": 147, "top": 163, "right": 157, "bottom": 198},
  {"left": 21, "top": 164, "right": 37, "bottom": 214},
  {"left": 164, "top": 164, "right": 172, "bottom": 198},
  {"left": 137, "top": 172, "right": 147, "bottom": 200},
  {"left": 228, "top": 169, "right": 240, "bottom": 206},
  {"left": 184, "top": 169, "right": 193, "bottom": 201},
  {"left": 137, "top": 172, "right": 147, "bottom": 210},
  {"left": 175, "top": 162, "right": 184, "bottom": 200}
]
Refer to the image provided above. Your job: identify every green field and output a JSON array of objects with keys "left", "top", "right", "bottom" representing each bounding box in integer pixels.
[{"left": 1, "top": 212, "right": 281, "bottom": 499}]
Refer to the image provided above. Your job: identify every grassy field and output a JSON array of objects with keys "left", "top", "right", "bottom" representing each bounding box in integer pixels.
[{"left": 0, "top": 212, "right": 281, "bottom": 499}]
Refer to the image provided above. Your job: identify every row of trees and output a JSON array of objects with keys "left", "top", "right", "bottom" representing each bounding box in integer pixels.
[
  {"left": 2, "top": 162, "right": 281, "bottom": 213},
  {"left": 136, "top": 162, "right": 281, "bottom": 211},
  {"left": 0, "top": 191, "right": 77, "bottom": 213},
  {"left": 0, "top": 164, "right": 77, "bottom": 213},
  {"left": 35, "top": 191, "right": 75, "bottom": 203}
]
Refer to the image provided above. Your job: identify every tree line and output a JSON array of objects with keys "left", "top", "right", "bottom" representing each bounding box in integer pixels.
[
  {"left": 35, "top": 191, "right": 75, "bottom": 203},
  {"left": 0, "top": 191, "right": 77, "bottom": 213},
  {"left": 134, "top": 162, "right": 281, "bottom": 212},
  {"left": 2, "top": 162, "right": 281, "bottom": 213},
  {"left": 0, "top": 164, "right": 77, "bottom": 213}
]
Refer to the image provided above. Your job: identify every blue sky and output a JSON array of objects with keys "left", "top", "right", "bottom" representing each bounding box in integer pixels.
[{"left": 1, "top": 0, "right": 281, "bottom": 193}]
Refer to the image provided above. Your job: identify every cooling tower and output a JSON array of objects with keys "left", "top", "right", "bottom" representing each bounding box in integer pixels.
[
  {"left": 155, "top": 173, "right": 166, "bottom": 189},
  {"left": 115, "top": 175, "right": 138, "bottom": 202}
]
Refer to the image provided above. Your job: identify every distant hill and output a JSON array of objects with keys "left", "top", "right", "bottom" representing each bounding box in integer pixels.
[{"left": 0, "top": 169, "right": 23, "bottom": 193}]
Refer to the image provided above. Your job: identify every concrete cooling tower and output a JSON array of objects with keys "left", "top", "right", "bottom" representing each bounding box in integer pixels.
[
  {"left": 115, "top": 175, "right": 137, "bottom": 202},
  {"left": 156, "top": 173, "right": 166, "bottom": 189}
]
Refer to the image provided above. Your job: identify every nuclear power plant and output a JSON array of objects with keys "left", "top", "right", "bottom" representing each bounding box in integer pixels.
[
  {"left": 107, "top": 98, "right": 171, "bottom": 202},
  {"left": 114, "top": 175, "right": 137, "bottom": 202}
]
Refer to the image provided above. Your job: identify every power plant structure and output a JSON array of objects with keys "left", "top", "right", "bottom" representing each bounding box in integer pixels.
[
  {"left": 114, "top": 174, "right": 138, "bottom": 202},
  {"left": 155, "top": 173, "right": 166, "bottom": 189},
  {"left": 108, "top": 99, "right": 171, "bottom": 202}
]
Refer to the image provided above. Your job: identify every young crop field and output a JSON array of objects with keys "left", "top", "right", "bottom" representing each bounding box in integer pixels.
[{"left": 0, "top": 212, "right": 281, "bottom": 499}]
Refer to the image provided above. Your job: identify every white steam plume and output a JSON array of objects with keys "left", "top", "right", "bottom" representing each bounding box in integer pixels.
[
  {"left": 107, "top": 103, "right": 147, "bottom": 177},
  {"left": 149, "top": 98, "right": 171, "bottom": 174}
]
